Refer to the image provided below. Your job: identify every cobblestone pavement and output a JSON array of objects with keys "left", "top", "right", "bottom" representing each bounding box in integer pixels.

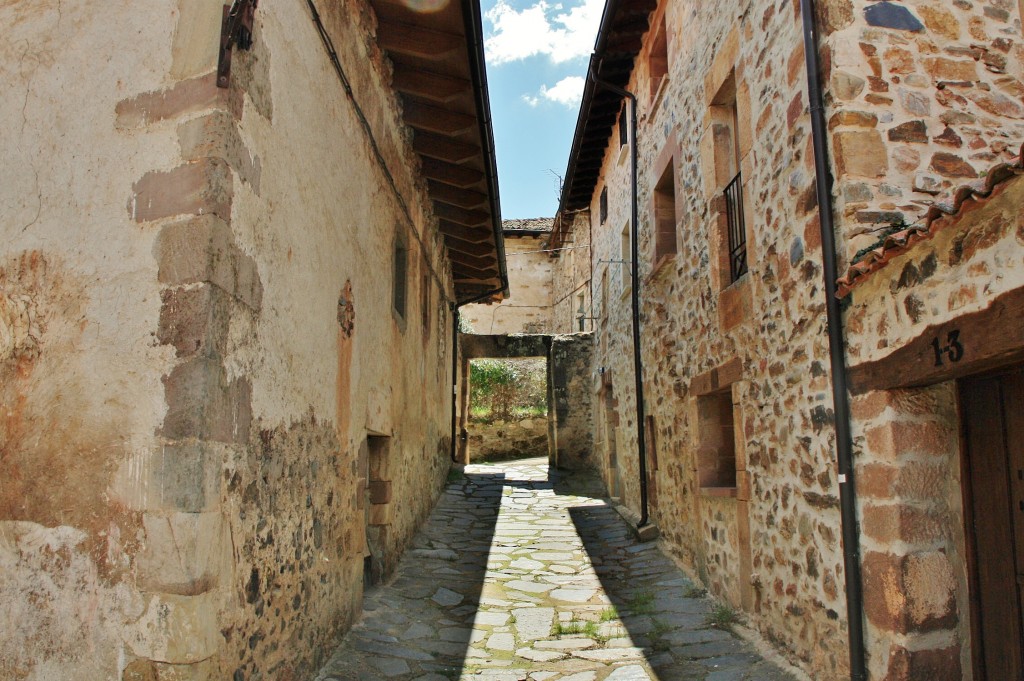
[{"left": 314, "top": 457, "right": 798, "bottom": 681}]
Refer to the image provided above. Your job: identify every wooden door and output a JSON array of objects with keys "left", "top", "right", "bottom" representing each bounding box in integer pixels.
[{"left": 961, "top": 366, "right": 1024, "bottom": 680}]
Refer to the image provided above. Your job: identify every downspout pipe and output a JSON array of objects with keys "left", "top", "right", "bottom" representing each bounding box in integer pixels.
[
  {"left": 801, "top": 1, "right": 867, "bottom": 678},
  {"left": 587, "top": 63, "right": 650, "bottom": 528}
]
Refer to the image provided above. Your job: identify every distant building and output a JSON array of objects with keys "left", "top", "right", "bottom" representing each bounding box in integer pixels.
[{"left": 462, "top": 218, "right": 555, "bottom": 334}]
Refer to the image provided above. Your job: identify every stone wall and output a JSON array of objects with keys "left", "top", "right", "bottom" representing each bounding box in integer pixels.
[
  {"left": 570, "top": 0, "right": 1023, "bottom": 678},
  {"left": 822, "top": 0, "right": 1024, "bottom": 263},
  {"left": 841, "top": 173, "right": 1024, "bottom": 680},
  {"left": 1, "top": 4, "right": 196, "bottom": 677},
  {"left": 463, "top": 231, "right": 554, "bottom": 334},
  {"left": 550, "top": 334, "right": 595, "bottom": 471},
  {"left": 0, "top": 1, "right": 456, "bottom": 679},
  {"left": 467, "top": 417, "right": 549, "bottom": 461}
]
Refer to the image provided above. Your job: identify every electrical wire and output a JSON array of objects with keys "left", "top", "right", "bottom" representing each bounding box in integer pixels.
[{"left": 304, "top": 0, "right": 451, "bottom": 302}]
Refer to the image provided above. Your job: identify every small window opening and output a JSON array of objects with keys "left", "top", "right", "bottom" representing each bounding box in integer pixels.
[
  {"left": 697, "top": 388, "right": 737, "bottom": 489},
  {"left": 653, "top": 162, "right": 677, "bottom": 263},
  {"left": 363, "top": 434, "right": 392, "bottom": 585},
  {"left": 393, "top": 235, "right": 408, "bottom": 319},
  {"left": 618, "top": 103, "right": 629, "bottom": 147},
  {"left": 421, "top": 267, "right": 431, "bottom": 336},
  {"left": 600, "top": 186, "right": 608, "bottom": 224},
  {"left": 648, "top": 14, "right": 668, "bottom": 101}
]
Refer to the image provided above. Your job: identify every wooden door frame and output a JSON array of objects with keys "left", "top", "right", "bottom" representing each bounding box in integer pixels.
[{"left": 958, "top": 380, "right": 986, "bottom": 680}]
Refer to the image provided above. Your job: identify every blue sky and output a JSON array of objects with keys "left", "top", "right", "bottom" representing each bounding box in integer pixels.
[{"left": 481, "top": 0, "right": 603, "bottom": 219}]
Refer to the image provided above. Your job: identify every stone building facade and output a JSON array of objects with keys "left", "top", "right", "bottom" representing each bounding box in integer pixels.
[
  {"left": 553, "top": 0, "right": 1024, "bottom": 679},
  {"left": 463, "top": 218, "right": 555, "bottom": 334},
  {"left": 0, "top": 1, "right": 504, "bottom": 679}
]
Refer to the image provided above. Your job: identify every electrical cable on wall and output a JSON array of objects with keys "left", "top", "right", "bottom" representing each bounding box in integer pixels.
[{"left": 304, "top": 0, "right": 452, "bottom": 302}]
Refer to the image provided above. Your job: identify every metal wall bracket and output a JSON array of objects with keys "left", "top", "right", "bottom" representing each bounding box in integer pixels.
[{"left": 217, "top": 0, "right": 259, "bottom": 89}]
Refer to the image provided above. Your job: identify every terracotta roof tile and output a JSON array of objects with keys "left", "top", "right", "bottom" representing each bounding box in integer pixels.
[
  {"left": 503, "top": 217, "right": 554, "bottom": 232},
  {"left": 836, "top": 142, "right": 1024, "bottom": 298}
]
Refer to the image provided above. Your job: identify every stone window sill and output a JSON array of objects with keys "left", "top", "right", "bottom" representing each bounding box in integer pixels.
[{"left": 699, "top": 486, "right": 738, "bottom": 498}]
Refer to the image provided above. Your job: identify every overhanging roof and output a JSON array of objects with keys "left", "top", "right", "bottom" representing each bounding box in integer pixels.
[
  {"left": 369, "top": 0, "right": 507, "bottom": 303},
  {"left": 556, "top": 0, "right": 656, "bottom": 222}
]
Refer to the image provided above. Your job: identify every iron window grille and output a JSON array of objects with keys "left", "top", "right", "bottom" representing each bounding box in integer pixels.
[{"left": 724, "top": 171, "right": 747, "bottom": 282}]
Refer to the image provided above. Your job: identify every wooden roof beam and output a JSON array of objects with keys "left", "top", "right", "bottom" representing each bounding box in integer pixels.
[
  {"left": 435, "top": 202, "right": 489, "bottom": 227},
  {"left": 392, "top": 67, "right": 470, "bottom": 103},
  {"left": 413, "top": 132, "right": 479, "bottom": 164},
  {"left": 452, "top": 261, "right": 497, "bottom": 280},
  {"left": 449, "top": 250, "right": 497, "bottom": 271},
  {"left": 444, "top": 234, "right": 495, "bottom": 256},
  {"left": 404, "top": 101, "right": 476, "bottom": 136},
  {"left": 376, "top": 22, "right": 462, "bottom": 60},
  {"left": 428, "top": 180, "right": 487, "bottom": 208},
  {"left": 439, "top": 219, "right": 491, "bottom": 243},
  {"left": 422, "top": 158, "right": 484, "bottom": 188}
]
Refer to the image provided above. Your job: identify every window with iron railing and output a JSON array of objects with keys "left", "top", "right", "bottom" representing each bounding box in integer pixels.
[{"left": 724, "top": 171, "right": 747, "bottom": 282}]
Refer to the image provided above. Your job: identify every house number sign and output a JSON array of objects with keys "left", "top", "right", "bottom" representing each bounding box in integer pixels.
[{"left": 930, "top": 329, "right": 964, "bottom": 367}]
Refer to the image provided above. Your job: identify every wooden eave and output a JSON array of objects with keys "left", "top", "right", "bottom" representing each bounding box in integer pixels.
[
  {"left": 369, "top": 0, "right": 507, "bottom": 303},
  {"left": 551, "top": 0, "right": 655, "bottom": 249}
]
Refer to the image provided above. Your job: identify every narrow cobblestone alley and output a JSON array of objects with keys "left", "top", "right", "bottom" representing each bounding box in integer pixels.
[{"left": 313, "top": 458, "right": 800, "bottom": 681}]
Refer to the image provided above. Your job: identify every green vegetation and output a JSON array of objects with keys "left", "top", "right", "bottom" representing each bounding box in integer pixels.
[
  {"left": 469, "top": 358, "right": 547, "bottom": 422},
  {"left": 683, "top": 585, "right": 708, "bottom": 599},
  {"left": 555, "top": 616, "right": 599, "bottom": 638},
  {"left": 628, "top": 591, "right": 655, "bottom": 614},
  {"left": 705, "top": 602, "right": 741, "bottom": 630},
  {"left": 599, "top": 606, "right": 619, "bottom": 622},
  {"left": 649, "top": 621, "right": 672, "bottom": 652}
]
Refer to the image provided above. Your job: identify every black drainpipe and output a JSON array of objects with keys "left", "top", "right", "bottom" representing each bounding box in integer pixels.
[
  {"left": 587, "top": 63, "right": 649, "bottom": 527},
  {"left": 801, "top": 1, "right": 866, "bottom": 678}
]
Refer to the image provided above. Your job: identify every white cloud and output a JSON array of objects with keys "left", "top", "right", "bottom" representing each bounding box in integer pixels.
[
  {"left": 521, "top": 94, "right": 541, "bottom": 106},
  {"left": 538, "top": 76, "right": 585, "bottom": 106},
  {"left": 484, "top": 0, "right": 603, "bottom": 65}
]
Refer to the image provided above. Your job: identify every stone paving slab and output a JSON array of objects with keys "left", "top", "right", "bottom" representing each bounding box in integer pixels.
[{"left": 313, "top": 458, "right": 799, "bottom": 681}]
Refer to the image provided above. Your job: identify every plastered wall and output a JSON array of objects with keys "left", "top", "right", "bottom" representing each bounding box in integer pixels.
[
  {"left": 463, "top": 231, "right": 554, "bottom": 334},
  {"left": 1, "top": 1, "right": 456, "bottom": 679}
]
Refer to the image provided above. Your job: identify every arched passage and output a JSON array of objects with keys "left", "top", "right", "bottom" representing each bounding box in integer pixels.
[{"left": 457, "top": 333, "right": 593, "bottom": 470}]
